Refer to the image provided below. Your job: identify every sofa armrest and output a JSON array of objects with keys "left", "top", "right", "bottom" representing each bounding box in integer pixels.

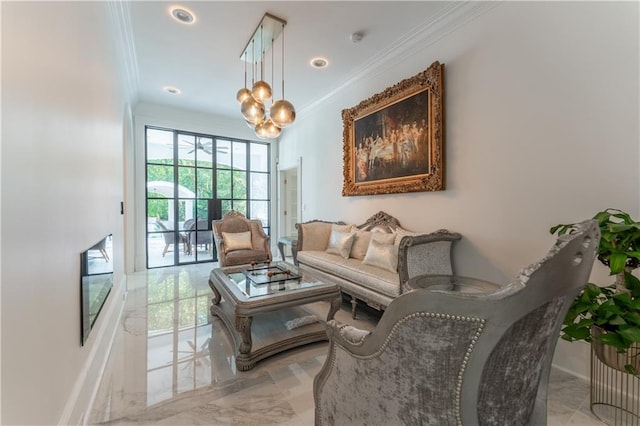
[
  {"left": 295, "top": 220, "right": 345, "bottom": 253},
  {"left": 397, "top": 229, "right": 462, "bottom": 289}
]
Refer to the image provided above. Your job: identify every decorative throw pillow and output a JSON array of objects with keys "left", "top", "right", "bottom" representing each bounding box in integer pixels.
[
  {"left": 350, "top": 230, "right": 372, "bottom": 260},
  {"left": 326, "top": 230, "right": 356, "bottom": 259},
  {"left": 362, "top": 239, "right": 399, "bottom": 273},
  {"left": 394, "top": 228, "right": 419, "bottom": 245},
  {"left": 371, "top": 231, "right": 395, "bottom": 245},
  {"left": 332, "top": 223, "right": 355, "bottom": 233},
  {"left": 222, "top": 231, "right": 252, "bottom": 253}
]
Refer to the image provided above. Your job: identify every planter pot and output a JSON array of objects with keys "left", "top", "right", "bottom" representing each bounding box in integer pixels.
[{"left": 591, "top": 326, "right": 640, "bottom": 373}]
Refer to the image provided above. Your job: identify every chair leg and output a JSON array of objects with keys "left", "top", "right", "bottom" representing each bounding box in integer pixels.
[
  {"left": 162, "top": 244, "right": 169, "bottom": 257},
  {"left": 351, "top": 296, "right": 358, "bottom": 319}
]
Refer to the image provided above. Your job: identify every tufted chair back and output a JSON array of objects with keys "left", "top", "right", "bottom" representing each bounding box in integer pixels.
[{"left": 314, "top": 219, "right": 600, "bottom": 426}]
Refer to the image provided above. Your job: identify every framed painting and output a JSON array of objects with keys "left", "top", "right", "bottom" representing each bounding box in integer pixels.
[{"left": 342, "top": 61, "right": 444, "bottom": 196}]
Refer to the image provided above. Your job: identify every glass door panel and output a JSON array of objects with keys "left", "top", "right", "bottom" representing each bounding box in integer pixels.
[
  {"left": 232, "top": 141, "right": 246, "bottom": 170},
  {"left": 232, "top": 200, "right": 247, "bottom": 216},
  {"left": 177, "top": 135, "right": 196, "bottom": 163},
  {"left": 250, "top": 142, "right": 268, "bottom": 172},
  {"left": 147, "top": 129, "right": 174, "bottom": 165},
  {"left": 232, "top": 171, "right": 247, "bottom": 199},
  {"left": 250, "top": 200, "right": 269, "bottom": 233},
  {"left": 197, "top": 169, "right": 213, "bottom": 198},
  {"left": 250, "top": 172, "right": 268, "bottom": 199},
  {"left": 216, "top": 170, "right": 231, "bottom": 198},
  {"left": 146, "top": 127, "right": 270, "bottom": 268},
  {"left": 196, "top": 137, "right": 214, "bottom": 168}
]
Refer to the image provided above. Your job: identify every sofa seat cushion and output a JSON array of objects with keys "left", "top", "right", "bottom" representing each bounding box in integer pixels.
[
  {"left": 224, "top": 249, "right": 270, "bottom": 266},
  {"left": 297, "top": 251, "right": 400, "bottom": 298}
]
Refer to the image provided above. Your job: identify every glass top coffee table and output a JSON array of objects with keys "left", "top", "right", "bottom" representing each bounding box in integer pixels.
[{"left": 209, "top": 261, "right": 341, "bottom": 371}]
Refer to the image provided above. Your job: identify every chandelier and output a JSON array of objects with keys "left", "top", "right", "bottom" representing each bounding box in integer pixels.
[{"left": 237, "top": 13, "right": 296, "bottom": 139}]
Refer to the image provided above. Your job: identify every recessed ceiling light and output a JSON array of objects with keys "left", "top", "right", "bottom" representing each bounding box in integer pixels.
[
  {"left": 169, "top": 6, "right": 196, "bottom": 24},
  {"left": 310, "top": 57, "right": 329, "bottom": 69},
  {"left": 163, "top": 86, "right": 181, "bottom": 95}
]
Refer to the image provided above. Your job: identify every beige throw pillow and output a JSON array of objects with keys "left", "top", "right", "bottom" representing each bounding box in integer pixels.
[
  {"left": 371, "top": 231, "right": 395, "bottom": 245},
  {"left": 326, "top": 230, "right": 356, "bottom": 259},
  {"left": 222, "top": 231, "right": 252, "bottom": 253},
  {"left": 350, "top": 230, "right": 372, "bottom": 260},
  {"left": 362, "top": 239, "right": 399, "bottom": 273},
  {"left": 332, "top": 223, "right": 355, "bottom": 233}
]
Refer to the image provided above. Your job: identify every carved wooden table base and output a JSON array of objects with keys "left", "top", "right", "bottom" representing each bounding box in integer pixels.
[{"left": 209, "top": 267, "right": 341, "bottom": 371}]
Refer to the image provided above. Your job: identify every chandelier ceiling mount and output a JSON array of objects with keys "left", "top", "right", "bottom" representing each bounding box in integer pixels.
[{"left": 237, "top": 13, "right": 296, "bottom": 139}]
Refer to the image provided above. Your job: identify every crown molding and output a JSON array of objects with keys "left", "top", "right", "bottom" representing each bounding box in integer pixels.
[
  {"left": 298, "top": 1, "right": 501, "bottom": 117},
  {"left": 106, "top": 0, "right": 139, "bottom": 104}
]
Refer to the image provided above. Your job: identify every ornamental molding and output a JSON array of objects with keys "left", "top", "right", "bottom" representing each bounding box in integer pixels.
[{"left": 298, "top": 1, "right": 501, "bottom": 116}]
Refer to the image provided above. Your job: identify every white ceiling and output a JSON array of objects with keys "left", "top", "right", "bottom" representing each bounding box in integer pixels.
[{"left": 127, "top": 1, "right": 456, "bottom": 120}]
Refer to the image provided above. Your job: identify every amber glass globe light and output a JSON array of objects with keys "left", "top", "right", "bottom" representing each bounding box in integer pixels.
[
  {"left": 252, "top": 80, "right": 272, "bottom": 102},
  {"left": 255, "top": 119, "right": 281, "bottom": 139},
  {"left": 263, "top": 119, "right": 282, "bottom": 138},
  {"left": 254, "top": 121, "right": 269, "bottom": 139},
  {"left": 270, "top": 100, "right": 296, "bottom": 128},
  {"left": 240, "top": 97, "right": 265, "bottom": 124},
  {"left": 236, "top": 88, "right": 252, "bottom": 103}
]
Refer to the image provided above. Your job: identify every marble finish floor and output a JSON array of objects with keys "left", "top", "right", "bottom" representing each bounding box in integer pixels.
[{"left": 88, "top": 263, "right": 605, "bottom": 425}]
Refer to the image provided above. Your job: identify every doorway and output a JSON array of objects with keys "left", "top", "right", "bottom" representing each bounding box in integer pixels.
[
  {"left": 279, "top": 166, "right": 298, "bottom": 257},
  {"left": 145, "top": 127, "right": 271, "bottom": 268}
]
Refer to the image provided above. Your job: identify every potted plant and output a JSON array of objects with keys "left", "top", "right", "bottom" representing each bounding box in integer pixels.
[{"left": 551, "top": 208, "right": 640, "bottom": 375}]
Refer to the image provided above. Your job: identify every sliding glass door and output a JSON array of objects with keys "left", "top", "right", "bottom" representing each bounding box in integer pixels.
[{"left": 145, "top": 127, "right": 270, "bottom": 268}]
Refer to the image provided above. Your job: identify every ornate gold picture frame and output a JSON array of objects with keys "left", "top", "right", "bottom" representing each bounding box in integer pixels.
[{"left": 342, "top": 61, "right": 444, "bottom": 196}]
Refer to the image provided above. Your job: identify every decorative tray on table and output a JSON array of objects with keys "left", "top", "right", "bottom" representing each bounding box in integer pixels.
[{"left": 242, "top": 264, "right": 301, "bottom": 285}]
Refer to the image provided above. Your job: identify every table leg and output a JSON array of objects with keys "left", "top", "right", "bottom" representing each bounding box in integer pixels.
[
  {"left": 278, "top": 241, "right": 285, "bottom": 261},
  {"left": 235, "top": 315, "right": 253, "bottom": 355},
  {"left": 209, "top": 280, "right": 222, "bottom": 305},
  {"left": 327, "top": 295, "right": 342, "bottom": 321}
]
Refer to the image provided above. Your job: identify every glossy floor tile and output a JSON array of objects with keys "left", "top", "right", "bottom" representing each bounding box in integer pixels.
[{"left": 88, "top": 263, "right": 605, "bottom": 425}]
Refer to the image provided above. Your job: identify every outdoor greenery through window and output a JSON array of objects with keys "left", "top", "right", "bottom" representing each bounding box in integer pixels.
[{"left": 146, "top": 127, "right": 270, "bottom": 268}]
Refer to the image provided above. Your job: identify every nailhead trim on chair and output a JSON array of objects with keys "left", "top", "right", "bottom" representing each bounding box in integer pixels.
[
  {"left": 337, "top": 324, "right": 369, "bottom": 346},
  {"left": 332, "top": 312, "right": 485, "bottom": 426}
]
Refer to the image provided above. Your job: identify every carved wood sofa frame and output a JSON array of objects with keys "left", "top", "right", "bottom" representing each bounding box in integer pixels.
[{"left": 295, "top": 211, "right": 461, "bottom": 318}]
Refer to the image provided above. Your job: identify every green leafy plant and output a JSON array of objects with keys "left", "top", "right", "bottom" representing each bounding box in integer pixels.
[{"left": 551, "top": 208, "right": 640, "bottom": 375}]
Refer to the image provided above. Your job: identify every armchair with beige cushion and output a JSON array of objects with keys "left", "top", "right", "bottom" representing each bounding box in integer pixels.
[{"left": 212, "top": 210, "right": 272, "bottom": 267}]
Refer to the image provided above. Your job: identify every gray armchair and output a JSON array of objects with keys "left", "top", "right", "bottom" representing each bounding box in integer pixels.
[
  {"left": 314, "top": 219, "right": 600, "bottom": 426},
  {"left": 212, "top": 210, "right": 272, "bottom": 267},
  {"left": 185, "top": 219, "right": 214, "bottom": 256},
  {"left": 156, "top": 220, "right": 187, "bottom": 257}
]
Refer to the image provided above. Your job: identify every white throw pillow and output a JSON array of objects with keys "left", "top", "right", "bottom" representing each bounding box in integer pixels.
[
  {"left": 332, "top": 223, "right": 356, "bottom": 233},
  {"left": 350, "top": 230, "right": 372, "bottom": 260},
  {"left": 362, "top": 239, "right": 399, "bottom": 273},
  {"left": 371, "top": 231, "right": 395, "bottom": 245},
  {"left": 326, "top": 230, "right": 356, "bottom": 259},
  {"left": 222, "top": 231, "right": 252, "bottom": 253}
]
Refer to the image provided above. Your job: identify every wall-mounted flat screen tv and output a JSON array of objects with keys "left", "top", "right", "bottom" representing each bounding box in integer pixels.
[{"left": 81, "top": 234, "right": 113, "bottom": 345}]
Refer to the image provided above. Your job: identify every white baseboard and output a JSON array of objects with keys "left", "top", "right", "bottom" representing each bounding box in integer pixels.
[{"left": 58, "top": 277, "right": 127, "bottom": 426}]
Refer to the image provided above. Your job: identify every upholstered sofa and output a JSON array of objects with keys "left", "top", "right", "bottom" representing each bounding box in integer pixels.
[{"left": 295, "top": 211, "right": 461, "bottom": 318}]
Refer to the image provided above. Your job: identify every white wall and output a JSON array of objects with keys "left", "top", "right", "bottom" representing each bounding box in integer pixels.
[
  {"left": 1, "top": 2, "right": 128, "bottom": 424},
  {"left": 131, "top": 102, "right": 279, "bottom": 271},
  {"left": 278, "top": 1, "right": 639, "bottom": 377}
]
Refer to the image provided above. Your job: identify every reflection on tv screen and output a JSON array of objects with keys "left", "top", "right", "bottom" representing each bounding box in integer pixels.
[{"left": 81, "top": 234, "right": 113, "bottom": 345}]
